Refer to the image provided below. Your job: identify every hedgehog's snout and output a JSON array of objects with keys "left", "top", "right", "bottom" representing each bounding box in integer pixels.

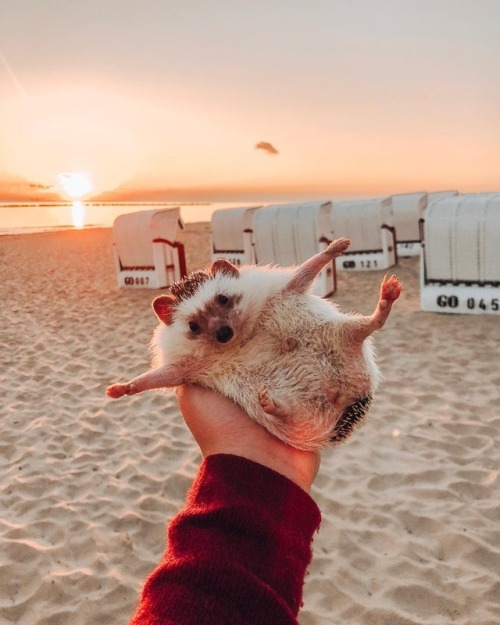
[{"left": 215, "top": 325, "right": 234, "bottom": 343}]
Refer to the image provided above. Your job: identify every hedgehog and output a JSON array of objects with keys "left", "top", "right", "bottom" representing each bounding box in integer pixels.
[{"left": 106, "top": 238, "right": 402, "bottom": 451}]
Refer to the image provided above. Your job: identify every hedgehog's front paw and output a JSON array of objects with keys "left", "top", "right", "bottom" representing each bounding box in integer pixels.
[
  {"left": 106, "top": 383, "right": 131, "bottom": 399},
  {"left": 259, "top": 387, "right": 288, "bottom": 419},
  {"left": 326, "top": 237, "right": 351, "bottom": 257}
]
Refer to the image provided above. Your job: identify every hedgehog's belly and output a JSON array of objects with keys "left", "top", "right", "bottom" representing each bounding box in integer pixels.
[
  {"left": 192, "top": 337, "right": 374, "bottom": 451},
  {"left": 200, "top": 366, "right": 340, "bottom": 451}
]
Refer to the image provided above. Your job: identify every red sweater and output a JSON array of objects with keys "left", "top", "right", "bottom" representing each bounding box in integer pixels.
[{"left": 128, "top": 454, "right": 321, "bottom": 625}]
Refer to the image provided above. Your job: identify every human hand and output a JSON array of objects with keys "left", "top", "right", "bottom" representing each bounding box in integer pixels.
[{"left": 176, "top": 385, "right": 320, "bottom": 493}]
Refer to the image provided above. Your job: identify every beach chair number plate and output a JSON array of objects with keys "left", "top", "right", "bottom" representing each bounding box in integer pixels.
[
  {"left": 124, "top": 276, "right": 150, "bottom": 286},
  {"left": 435, "top": 295, "right": 499, "bottom": 312},
  {"left": 342, "top": 259, "right": 379, "bottom": 270}
]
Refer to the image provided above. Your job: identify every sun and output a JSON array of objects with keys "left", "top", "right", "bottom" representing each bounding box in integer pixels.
[{"left": 57, "top": 172, "right": 93, "bottom": 198}]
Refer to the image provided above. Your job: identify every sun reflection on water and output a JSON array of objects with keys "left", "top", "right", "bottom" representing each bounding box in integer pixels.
[{"left": 71, "top": 201, "right": 85, "bottom": 229}]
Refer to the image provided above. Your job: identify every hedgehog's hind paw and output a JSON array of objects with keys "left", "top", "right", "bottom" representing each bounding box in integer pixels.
[
  {"left": 324, "top": 386, "right": 350, "bottom": 410},
  {"left": 258, "top": 387, "right": 289, "bottom": 419},
  {"left": 380, "top": 274, "right": 403, "bottom": 306}
]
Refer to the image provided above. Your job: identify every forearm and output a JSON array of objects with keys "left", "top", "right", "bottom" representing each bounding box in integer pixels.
[{"left": 128, "top": 454, "right": 321, "bottom": 625}]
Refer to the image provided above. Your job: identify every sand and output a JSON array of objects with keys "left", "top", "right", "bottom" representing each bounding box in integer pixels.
[{"left": 0, "top": 225, "right": 499, "bottom": 625}]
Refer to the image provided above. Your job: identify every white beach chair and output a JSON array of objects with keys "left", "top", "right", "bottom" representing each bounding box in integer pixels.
[
  {"left": 391, "top": 191, "right": 459, "bottom": 258},
  {"left": 112, "top": 208, "right": 186, "bottom": 288},
  {"left": 252, "top": 206, "right": 279, "bottom": 266},
  {"left": 421, "top": 193, "right": 500, "bottom": 315},
  {"left": 391, "top": 192, "right": 428, "bottom": 257},
  {"left": 330, "top": 197, "right": 397, "bottom": 271},
  {"left": 253, "top": 201, "right": 335, "bottom": 297},
  {"left": 293, "top": 202, "right": 335, "bottom": 298},
  {"left": 211, "top": 206, "right": 261, "bottom": 266},
  {"left": 481, "top": 196, "right": 500, "bottom": 285}
]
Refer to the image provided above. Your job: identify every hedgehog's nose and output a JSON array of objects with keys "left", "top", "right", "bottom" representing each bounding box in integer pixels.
[{"left": 216, "top": 326, "right": 234, "bottom": 343}]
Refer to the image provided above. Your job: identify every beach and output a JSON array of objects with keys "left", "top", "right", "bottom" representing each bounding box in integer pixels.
[{"left": 1, "top": 225, "right": 499, "bottom": 625}]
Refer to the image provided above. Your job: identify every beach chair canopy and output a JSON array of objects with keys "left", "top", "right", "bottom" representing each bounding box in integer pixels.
[
  {"left": 330, "top": 197, "right": 392, "bottom": 252},
  {"left": 113, "top": 208, "right": 182, "bottom": 269},
  {"left": 390, "top": 192, "right": 427, "bottom": 243},
  {"left": 253, "top": 201, "right": 332, "bottom": 266},
  {"left": 252, "top": 206, "right": 278, "bottom": 265},
  {"left": 253, "top": 201, "right": 335, "bottom": 296},
  {"left": 211, "top": 206, "right": 261, "bottom": 253},
  {"left": 424, "top": 193, "right": 500, "bottom": 284},
  {"left": 293, "top": 201, "right": 332, "bottom": 264}
]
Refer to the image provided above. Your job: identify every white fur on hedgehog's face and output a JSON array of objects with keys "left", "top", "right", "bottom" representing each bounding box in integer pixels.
[
  {"left": 153, "top": 260, "right": 288, "bottom": 351},
  {"left": 175, "top": 274, "right": 255, "bottom": 348}
]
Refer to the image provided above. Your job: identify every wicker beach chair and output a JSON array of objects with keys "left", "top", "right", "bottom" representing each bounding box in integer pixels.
[
  {"left": 210, "top": 206, "right": 261, "bottom": 266},
  {"left": 421, "top": 193, "right": 500, "bottom": 315},
  {"left": 390, "top": 192, "right": 428, "bottom": 257},
  {"left": 330, "top": 197, "right": 397, "bottom": 271},
  {"left": 112, "top": 208, "right": 186, "bottom": 288}
]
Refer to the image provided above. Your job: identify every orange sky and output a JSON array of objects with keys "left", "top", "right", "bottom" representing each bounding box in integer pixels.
[{"left": 0, "top": 1, "right": 499, "bottom": 202}]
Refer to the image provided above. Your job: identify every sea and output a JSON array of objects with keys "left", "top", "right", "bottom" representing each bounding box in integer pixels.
[{"left": 0, "top": 201, "right": 266, "bottom": 235}]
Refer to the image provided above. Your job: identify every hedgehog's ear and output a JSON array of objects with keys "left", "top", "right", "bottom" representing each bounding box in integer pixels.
[
  {"left": 152, "top": 294, "right": 177, "bottom": 325},
  {"left": 210, "top": 258, "right": 240, "bottom": 278}
]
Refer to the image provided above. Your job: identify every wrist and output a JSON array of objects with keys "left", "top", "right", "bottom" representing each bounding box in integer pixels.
[{"left": 202, "top": 428, "right": 319, "bottom": 493}]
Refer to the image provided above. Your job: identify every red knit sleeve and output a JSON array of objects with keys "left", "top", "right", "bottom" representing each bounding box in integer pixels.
[{"left": 128, "top": 454, "right": 321, "bottom": 625}]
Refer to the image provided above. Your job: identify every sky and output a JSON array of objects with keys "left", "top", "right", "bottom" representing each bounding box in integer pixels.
[{"left": 0, "top": 0, "right": 499, "bottom": 202}]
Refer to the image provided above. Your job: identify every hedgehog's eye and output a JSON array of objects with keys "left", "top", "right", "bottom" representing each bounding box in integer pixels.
[
  {"left": 217, "top": 294, "right": 229, "bottom": 305},
  {"left": 189, "top": 321, "right": 201, "bottom": 334}
]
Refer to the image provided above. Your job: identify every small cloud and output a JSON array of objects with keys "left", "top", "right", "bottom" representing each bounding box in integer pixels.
[{"left": 255, "top": 141, "right": 279, "bottom": 156}]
